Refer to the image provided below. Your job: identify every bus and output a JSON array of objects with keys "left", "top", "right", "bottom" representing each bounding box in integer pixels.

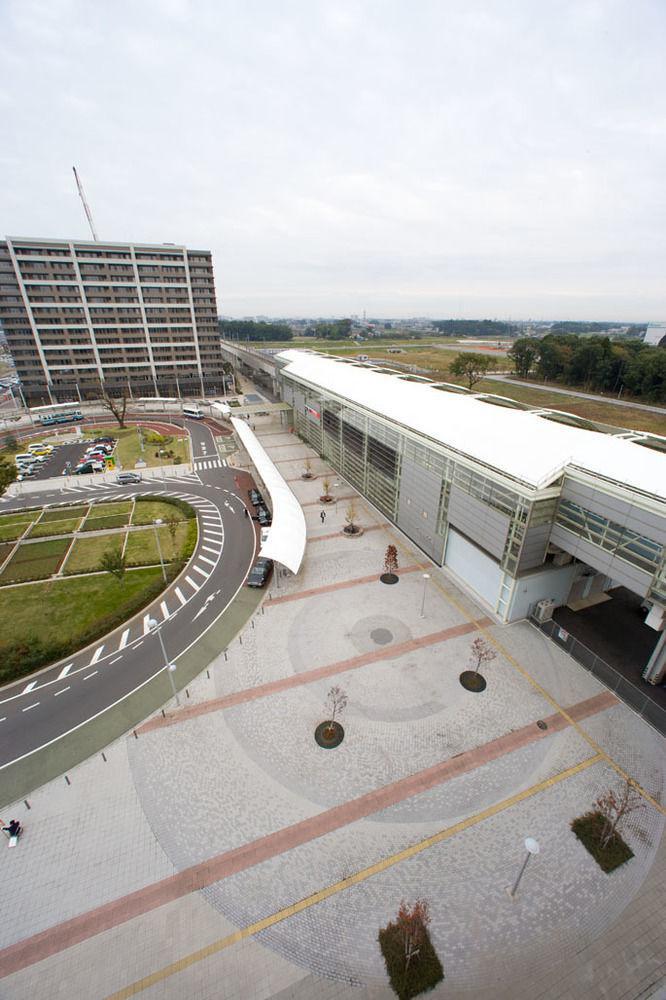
[
  {"left": 30, "top": 403, "right": 83, "bottom": 427},
  {"left": 182, "top": 405, "right": 204, "bottom": 419}
]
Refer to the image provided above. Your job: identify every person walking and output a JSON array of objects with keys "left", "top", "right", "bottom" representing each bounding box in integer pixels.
[{"left": 320, "top": 510, "right": 326, "bottom": 524}]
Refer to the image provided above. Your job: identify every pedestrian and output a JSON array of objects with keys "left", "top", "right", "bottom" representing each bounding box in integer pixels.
[{"left": 320, "top": 510, "right": 326, "bottom": 524}]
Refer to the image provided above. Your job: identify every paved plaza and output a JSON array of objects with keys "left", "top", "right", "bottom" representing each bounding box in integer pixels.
[{"left": 0, "top": 419, "right": 664, "bottom": 1000}]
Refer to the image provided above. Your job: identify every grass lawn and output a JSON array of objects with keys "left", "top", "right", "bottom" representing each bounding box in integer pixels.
[
  {"left": 378, "top": 922, "right": 445, "bottom": 999},
  {"left": 29, "top": 516, "right": 83, "bottom": 538},
  {"left": 131, "top": 499, "right": 188, "bottom": 525},
  {"left": 63, "top": 532, "right": 127, "bottom": 575},
  {"left": 86, "top": 425, "right": 190, "bottom": 469},
  {"left": 571, "top": 811, "right": 634, "bottom": 872},
  {"left": 40, "top": 505, "right": 89, "bottom": 522},
  {"left": 125, "top": 522, "right": 190, "bottom": 565},
  {"left": 0, "top": 512, "right": 36, "bottom": 541},
  {"left": 0, "top": 538, "right": 70, "bottom": 583},
  {"left": 0, "top": 542, "right": 14, "bottom": 566},
  {"left": 82, "top": 502, "right": 133, "bottom": 532},
  {"left": 0, "top": 567, "right": 165, "bottom": 682}
]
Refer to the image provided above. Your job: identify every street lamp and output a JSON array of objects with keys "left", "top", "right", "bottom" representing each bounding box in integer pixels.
[
  {"left": 148, "top": 617, "right": 180, "bottom": 705},
  {"left": 419, "top": 573, "right": 430, "bottom": 618},
  {"left": 506, "top": 837, "right": 540, "bottom": 899},
  {"left": 159, "top": 448, "right": 166, "bottom": 479},
  {"left": 152, "top": 518, "right": 167, "bottom": 583}
]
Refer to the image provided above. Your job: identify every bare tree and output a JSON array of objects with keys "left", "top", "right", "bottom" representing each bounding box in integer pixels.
[
  {"left": 100, "top": 388, "right": 128, "bottom": 428},
  {"left": 595, "top": 780, "right": 644, "bottom": 849},
  {"left": 325, "top": 685, "right": 348, "bottom": 733},
  {"left": 345, "top": 500, "right": 359, "bottom": 533},
  {"left": 384, "top": 544, "right": 399, "bottom": 576},
  {"left": 396, "top": 899, "right": 430, "bottom": 973},
  {"left": 302, "top": 457, "right": 313, "bottom": 479},
  {"left": 469, "top": 637, "right": 496, "bottom": 675}
]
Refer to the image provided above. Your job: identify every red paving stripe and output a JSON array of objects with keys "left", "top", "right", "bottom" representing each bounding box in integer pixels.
[
  {"left": 0, "top": 690, "right": 616, "bottom": 978},
  {"left": 138, "top": 616, "right": 493, "bottom": 735},
  {"left": 264, "top": 564, "right": 421, "bottom": 606},
  {"left": 302, "top": 494, "right": 356, "bottom": 508},
  {"left": 309, "top": 524, "right": 385, "bottom": 542}
]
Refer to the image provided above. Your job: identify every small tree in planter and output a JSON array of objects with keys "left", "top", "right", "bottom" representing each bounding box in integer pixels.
[
  {"left": 99, "top": 547, "right": 127, "bottom": 582},
  {"left": 571, "top": 779, "right": 644, "bottom": 872},
  {"left": 381, "top": 544, "right": 399, "bottom": 584},
  {"left": 459, "top": 637, "right": 496, "bottom": 692},
  {"left": 320, "top": 477, "right": 333, "bottom": 503},
  {"left": 343, "top": 499, "right": 362, "bottom": 535},
  {"left": 314, "top": 684, "right": 348, "bottom": 748},
  {"left": 378, "top": 898, "right": 444, "bottom": 1000},
  {"left": 301, "top": 457, "right": 313, "bottom": 480}
]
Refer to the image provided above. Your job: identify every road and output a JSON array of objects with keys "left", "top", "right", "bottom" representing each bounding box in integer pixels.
[
  {"left": 485, "top": 375, "right": 666, "bottom": 417},
  {"left": 0, "top": 419, "right": 257, "bottom": 772}
]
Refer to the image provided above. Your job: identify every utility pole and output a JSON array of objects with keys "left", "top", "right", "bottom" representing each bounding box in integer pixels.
[{"left": 72, "top": 166, "right": 99, "bottom": 241}]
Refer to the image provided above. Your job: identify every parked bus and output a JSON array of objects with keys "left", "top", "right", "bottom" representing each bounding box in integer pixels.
[
  {"left": 182, "top": 405, "right": 204, "bottom": 419},
  {"left": 30, "top": 402, "right": 83, "bottom": 427}
]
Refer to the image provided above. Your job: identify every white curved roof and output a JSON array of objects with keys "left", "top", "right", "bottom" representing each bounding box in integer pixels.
[
  {"left": 231, "top": 417, "right": 306, "bottom": 574},
  {"left": 277, "top": 350, "right": 666, "bottom": 500}
]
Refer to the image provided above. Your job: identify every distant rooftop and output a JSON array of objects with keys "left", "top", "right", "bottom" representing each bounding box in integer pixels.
[{"left": 277, "top": 349, "right": 666, "bottom": 500}]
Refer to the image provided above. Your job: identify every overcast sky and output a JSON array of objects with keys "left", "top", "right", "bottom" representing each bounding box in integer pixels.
[{"left": 1, "top": 0, "right": 665, "bottom": 321}]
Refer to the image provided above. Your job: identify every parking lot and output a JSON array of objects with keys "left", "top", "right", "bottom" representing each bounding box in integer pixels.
[{"left": 16, "top": 437, "right": 117, "bottom": 481}]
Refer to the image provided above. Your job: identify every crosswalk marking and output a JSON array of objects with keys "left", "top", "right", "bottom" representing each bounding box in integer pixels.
[
  {"left": 192, "top": 564, "right": 209, "bottom": 578},
  {"left": 202, "top": 545, "right": 219, "bottom": 554},
  {"left": 175, "top": 587, "right": 187, "bottom": 606},
  {"left": 118, "top": 629, "right": 130, "bottom": 649},
  {"left": 185, "top": 575, "right": 200, "bottom": 591},
  {"left": 199, "top": 555, "right": 216, "bottom": 567}
]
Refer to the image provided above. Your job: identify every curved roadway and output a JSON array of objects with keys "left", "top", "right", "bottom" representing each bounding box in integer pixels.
[{"left": 0, "top": 419, "right": 256, "bottom": 773}]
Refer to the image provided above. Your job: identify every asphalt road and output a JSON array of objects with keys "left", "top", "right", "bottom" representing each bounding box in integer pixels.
[{"left": 0, "top": 419, "right": 257, "bottom": 772}]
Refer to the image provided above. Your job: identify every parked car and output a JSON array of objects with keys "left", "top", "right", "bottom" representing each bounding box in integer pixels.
[
  {"left": 92, "top": 437, "right": 115, "bottom": 445},
  {"left": 248, "top": 489, "right": 264, "bottom": 507},
  {"left": 246, "top": 556, "right": 273, "bottom": 588},
  {"left": 254, "top": 506, "right": 272, "bottom": 527},
  {"left": 17, "top": 468, "right": 36, "bottom": 480},
  {"left": 74, "top": 461, "right": 104, "bottom": 475},
  {"left": 260, "top": 526, "right": 270, "bottom": 545},
  {"left": 116, "top": 471, "right": 142, "bottom": 484}
]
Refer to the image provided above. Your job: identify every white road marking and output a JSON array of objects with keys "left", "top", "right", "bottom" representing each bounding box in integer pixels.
[
  {"left": 22, "top": 702, "right": 39, "bottom": 712},
  {"left": 0, "top": 717, "right": 6, "bottom": 723},
  {"left": 160, "top": 600, "right": 169, "bottom": 620},
  {"left": 118, "top": 629, "right": 130, "bottom": 649},
  {"left": 202, "top": 545, "right": 219, "bottom": 555},
  {"left": 90, "top": 646, "right": 104, "bottom": 664},
  {"left": 54, "top": 687, "right": 70, "bottom": 697},
  {"left": 110, "top": 656, "right": 123, "bottom": 665},
  {"left": 84, "top": 671, "right": 98, "bottom": 680},
  {"left": 192, "top": 564, "right": 209, "bottom": 578},
  {"left": 143, "top": 614, "right": 152, "bottom": 634},
  {"left": 199, "top": 555, "right": 216, "bottom": 566},
  {"left": 175, "top": 587, "right": 187, "bottom": 606},
  {"left": 57, "top": 663, "right": 73, "bottom": 679},
  {"left": 185, "top": 575, "right": 200, "bottom": 591},
  {"left": 22, "top": 681, "right": 38, "bottom": 694}
]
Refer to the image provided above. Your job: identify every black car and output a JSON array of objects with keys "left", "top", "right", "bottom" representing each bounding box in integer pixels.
[
  {"left": 249, "top": 489, "right": 264, "bottom": 508},
  {"left": 246, "top": 556, "right": 273, "bottom": 588},
  {"left": 254, "top": 506, "right": 272, "bottom": 527}
]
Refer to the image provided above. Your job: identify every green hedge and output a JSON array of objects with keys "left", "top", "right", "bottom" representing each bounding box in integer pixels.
[
  {"left": 378, "top": 923, "right": 444, "bottom": 1000},
  {"left": 571, "top": 811, "right": 634, "bottom": 873},
  {"left": 0, "top": 563, "right": 182, "bottom": 684},
  {"left": 134, "top": 495, "right": 196, "bottom": 519}
]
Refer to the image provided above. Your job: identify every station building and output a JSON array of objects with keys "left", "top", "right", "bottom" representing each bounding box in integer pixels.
[{"left": 274, "top": 349, "right": 666, "bottom": 684}]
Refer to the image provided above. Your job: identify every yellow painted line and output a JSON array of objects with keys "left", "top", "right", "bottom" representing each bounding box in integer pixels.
[
  {"left": 386, "top": 528, "right": 665, "bottom": 817},
  {"left": 106, "top": 753, "right": 601, "bottom": 1000}
]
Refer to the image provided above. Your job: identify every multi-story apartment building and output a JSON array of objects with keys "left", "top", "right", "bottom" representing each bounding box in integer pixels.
[{"left": 0, "top": 237, "right": 224, "bottom": 402}]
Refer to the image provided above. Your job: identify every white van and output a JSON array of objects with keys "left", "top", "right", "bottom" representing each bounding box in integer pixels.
[
  {"left": 14, "top": 453, "right": 34, "bottom": 466},
  {"left": 182, "top": 405, "right": 204, "bottom": 419}
]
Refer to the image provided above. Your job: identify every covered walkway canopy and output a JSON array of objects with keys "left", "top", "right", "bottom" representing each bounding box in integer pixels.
[{"left": 231, "top": 417, "right": 306, "bottom": 575}]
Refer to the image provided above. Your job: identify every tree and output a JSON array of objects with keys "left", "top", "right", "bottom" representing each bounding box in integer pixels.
[
  {"left": 100, "top": 387, "right": 128, "bottom": 428},
  {"left": 508, "top": 338, "right": 539, "bottom": 378},
  {"left": 321, "top": 477, "right": 332, "bottom": 500},
  {"left": 595, "top": 781, "right": 644, "bottom": 849},
  {"left": 166, "top": 516, "right": 178, "bottom": 553},
  {"left": 449, "top": 353, "right": 496, "bottom": 389},
  {"left": 0, "top": 457, "right": 17, "bottom": 495},
  {"left": 99, "top": 547, "right": 127, "bottom": 582},
  {"left": 325, "top": 685, "right": 348, "bottom": 733},
  {"left": 396, "top": 899, "right": 431, "bottom": 974},
  {"left": 469, "top": 637, "right": 496, "bottom": 675},
  {"left": 302, "top": 457, "right": 313, "bottom": 479},
  {"left": 384, "top": 544, "right": 399, "bottom": 576},
  {"left": 344, "top": 500, "right": 359, "bottom": 533}
]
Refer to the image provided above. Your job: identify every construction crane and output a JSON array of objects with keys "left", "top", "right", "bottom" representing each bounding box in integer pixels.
[{"left": 72, "top": 165, "right": 99, "bottom": 241}]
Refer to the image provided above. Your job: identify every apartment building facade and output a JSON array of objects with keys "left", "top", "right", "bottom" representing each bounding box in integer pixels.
[{"left": 0, "top": 237, "right": 225, "bottom": 402}]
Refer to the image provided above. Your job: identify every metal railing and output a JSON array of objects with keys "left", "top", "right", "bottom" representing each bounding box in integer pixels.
[{"left": 531, "top": 614, "right": 666, "bottom": 737}]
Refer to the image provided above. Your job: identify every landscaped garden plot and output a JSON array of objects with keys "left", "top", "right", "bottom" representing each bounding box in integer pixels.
[
  {"left": 63, "top": 532, "right": 127, "bottom": 575},
  {"left": 131, "top": 499, "right": 190, "bottom": 525},
  {"left": 0, "top": 511, "right": 37, "bottom": 541},
  {"left": 81, "top": 501, "right": 133, "bottom": 532},
  {"left": 0, "top": 538, "right": 70, "bottom": 583},
  {"left": 40, "top": 505, "right": 89, "bottom": 522},
  {"left": 0, "top": 566, "right": 164, "bottom": 684},
  {"left": 29, "top": 515, "right": 84, "bottom": 538},
  {"left": 125, "top": 522, "right": 191, "bottom": 566},
  {"left": 85, "top": 426, "right": 190, "bottom": 468},
  {"left": 0, "top": 543, "right": 13, "bottom": 567}
]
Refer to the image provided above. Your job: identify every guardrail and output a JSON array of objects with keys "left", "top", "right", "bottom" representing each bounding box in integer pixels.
[
  {"left": 530, "top": 614, "right": 666, "bottom": 737},
  {"left": 5, "top": 462, "right": 195, "bottom": 497}
]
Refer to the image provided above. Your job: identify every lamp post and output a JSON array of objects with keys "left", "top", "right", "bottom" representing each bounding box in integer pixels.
[
  {"left": 159, "top": 448, "right": 166, "bottom": 480},
  {"left": 152, "top": 518, "right": 167, "bottom": 583},
  {"left": 419, "top": 573, "right": 430, "bottom": 618},
  {"left": 148, "top": 617, "right": 180, "bottom": 705},
  {"left": 507, "top": 837, "right": 540, "bottom": 899}
]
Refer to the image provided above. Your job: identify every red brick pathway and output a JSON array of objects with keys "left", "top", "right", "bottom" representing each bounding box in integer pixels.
[
  {"left": 309, "top": 524, "right": 385, "bottom": 543},
  {"left": 0, "top": 691, "right": 616, "bottom": 977},
  {"left": 138, "top": 616, "right": 493, "bottom": 735},
  {"left": 264, "top": 564, "right": 421, "bottom": 606}
]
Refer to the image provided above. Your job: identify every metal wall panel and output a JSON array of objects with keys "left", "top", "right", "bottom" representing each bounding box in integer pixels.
[
  {"left": 396, "top": 456, "right": 445, "bottom": 562},
  {"left": 447, "top": 485, "right": 510, "bottom": 560}
]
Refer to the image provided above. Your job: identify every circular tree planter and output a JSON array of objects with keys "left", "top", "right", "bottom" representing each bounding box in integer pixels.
[
  {"left": 320, "top": 495, "right": 333, "bottom": 504},
  {"left": 380, "top": 573, "right": 399, "bottom": 585},
  {"left": 315, "top": 720, "right": 345, "bottom": 748},
  {"left": 459, "top": 671, "right": 487, "bottom": 692},
  {"left": 343, "top": 525, "right": 364, "bottom": 537},
  {"left": 301, "top": 472, "right": 313, "bottom": 480}
]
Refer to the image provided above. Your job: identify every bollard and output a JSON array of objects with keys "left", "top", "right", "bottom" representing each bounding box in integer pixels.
[
  {"left": 224, "top": 650, "right": 228, "bottom": 661},
  {"left": 239, "top": 635, "right": 243, "bottom": 645},
  {"left": 186, "top": 689, "right": 190, "bottom": 699},
  {"left": 24, "top": 800, "right": 31, "bottom": 811},
  {"left": 207, "top": 670, "right": 210, "bottom": 679},
  {"left": 65, "top": 775, "right": 71, "bottom": 786},
  {"left": 133, "top": 730, "right": 138, "bottom": 739},
  {"left": 101, "top": 752, "right": 107, "bottom": 763},
  {"left": 161, "top": 709, "right": 166, "bottom": 718}
]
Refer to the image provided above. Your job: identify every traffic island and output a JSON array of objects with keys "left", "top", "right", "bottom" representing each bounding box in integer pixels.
[
  {"left": 459, "top": 670, "right": 487, "bottom": 692},
  {"left": 314, "top": 720, "right": 345, "bottom": 748}
]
